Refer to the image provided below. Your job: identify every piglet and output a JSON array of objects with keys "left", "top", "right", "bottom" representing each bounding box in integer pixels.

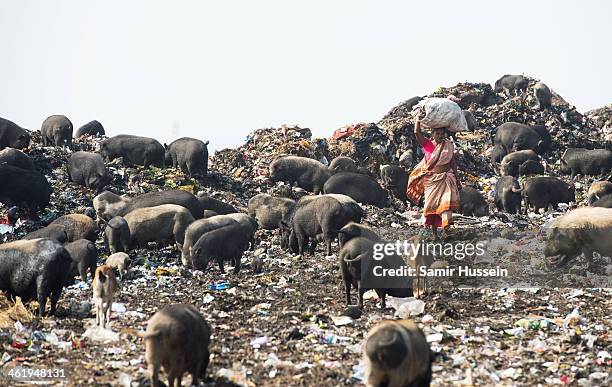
[
  {"left": 92, "top": 265, "right": 118, "bottom": 328},
  {"left": 106, "top": 252, "right": 131, "bottom": 280}
]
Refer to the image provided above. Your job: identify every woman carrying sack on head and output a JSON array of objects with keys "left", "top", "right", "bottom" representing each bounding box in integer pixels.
[{"left": 406, "top": 114, "right": 461, "bottom": 240}]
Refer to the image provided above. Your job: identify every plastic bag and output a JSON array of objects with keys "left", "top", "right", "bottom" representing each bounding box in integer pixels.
[{"left": 412, "top": 97, "right": 468, "bottom": 132}]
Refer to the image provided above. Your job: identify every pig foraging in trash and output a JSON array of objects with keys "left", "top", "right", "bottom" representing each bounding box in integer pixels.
[
  {"left": 64, "top": 239, "right": 98, "bottom": 283},
  {"left": 92, "top": 265, "right": 118, "bottom": 328},
  {"left": 0, "top": 165, "right": 52, "bottom": 217},
  {"left": 337, "top": 222, "right": 381, "bottom": 248},
  {"left": 518, "top": 159, "right": 544, "bottom": 176},
  {"left": 494, "top": 176, "right": 522, "bottom": 214},
  {"left": 123, "top": 204, "right": 195, "bottom": 249},
  {"left": 248, "top": 193, "right": 295, "bottom": 230},
  {"left": 364, "top": 319, "right": 432, "bottom": 387},
  {"left": 459, "top": 187, "right": 489, "bottom": 216},
  {"left": 281, "top": 195, "right": 363, "bottom": 256},
  {"left": 99, "top": 134, "right": 165, "bottom": 168},
  {"left": 0, "top": 117, "right": 30, "bottom": 150},
  {"left": 559, "top": 148, "right": 612, "bottom": 179},
  {"left": 41, "top": 114, "right": 73, "bottom": 147},
  {"left": 196, "top": 193, "right": 237, "bottom": 215},
  {"left": 75, "top": 120, "right": 105, "bottom": 137},
  {"left": 190, "top": 222, "right": 252, "bottom": 273},
  {"left": 494, "top": 122, "right": 551, "bottom": 155},
  {"left": 0, "top": 148, "right": 34, "bottom": 170},
  {"left": 494, "top": 74, "right": 529, "bottom": 96},
  {"left": 179, "top": 215, "right": 240, "bottom": 267},
  {"left": 94, "top": 190, "right": 203, "bottom": 221},
  {"left": 518, "top": 176, "right": 575, "bottom": 214},
  {"left": 269, "top": 155, "right": 330, "bottom": 194},
  {"left": 324, "top": 172, "right": 389, "bottom": 207},
  {"left": 380, "top": 165, "right": 409, "bottom": 205},
  {"left": 500, "top": 150, "right": 539, "bottom": 177},
  {"left": 328, "top": 156, "right": 359, "bottom": 175},
  {"left": 164, "top": 137, "right": 209, "bottom": 177},
  {"left": 140, "top": 304, "right": 211, "bottom": 387},
  {"left": 340, "top": 236, "right": 413, "bottom": 309},
  {"left": 0, "top": 238, "right": 71, "bottom": 316},
  {"left": 106, "top": 252, "right": 131, "bottom": 280},
  {"left": 68, "top": 151, "right": 111, "bottom": 193},
  {"left": 533, "top": 82, "right": 552, "bottom": 110},
  {"left": 544, "top": 207, "right": 612, "bottom": 269}
]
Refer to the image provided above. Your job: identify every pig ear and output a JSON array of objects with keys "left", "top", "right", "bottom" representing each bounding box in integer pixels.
[
  {"left": 164, "top": 143, "right": 168, "bottom": 150},
  {"left": 204, "top": 140, "right": 210, "bottom": 145}
]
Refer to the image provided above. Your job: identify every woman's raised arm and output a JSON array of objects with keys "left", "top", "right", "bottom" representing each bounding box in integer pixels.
[{"left": 414, "top": 118, "right": 425, "bottom": 147}]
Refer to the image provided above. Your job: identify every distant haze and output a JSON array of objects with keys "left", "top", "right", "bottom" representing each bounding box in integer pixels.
[{"left": 1, "top": 1, "right": 610, "bottom": 152}]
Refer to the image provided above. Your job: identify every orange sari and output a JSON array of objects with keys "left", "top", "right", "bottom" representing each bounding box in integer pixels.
[{"left": 406, "top": 139, "right": 460, "bottom": 229}]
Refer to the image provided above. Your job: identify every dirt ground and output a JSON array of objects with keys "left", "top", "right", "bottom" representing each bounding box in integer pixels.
[{"left": 1, "top": 221, "right": 610, "bottom": 386}]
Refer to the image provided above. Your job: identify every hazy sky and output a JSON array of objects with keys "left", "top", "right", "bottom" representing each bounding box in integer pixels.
[{"left": 1, "top": 1, "right": 610, "bottom": 152}]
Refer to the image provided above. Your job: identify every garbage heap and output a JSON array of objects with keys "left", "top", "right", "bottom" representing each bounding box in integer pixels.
[
  {"left": 211, "top": 125, "right": 329, "bottom": 187},
  {"left": 326, "top": 122, "right": 397, "bottom": 173}
]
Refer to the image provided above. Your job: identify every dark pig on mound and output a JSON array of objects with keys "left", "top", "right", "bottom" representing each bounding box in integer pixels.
[
  {"left": 324, "top": 172, "right": 389, "bottom": 207},
  {"left": 518, "top": 159, "right": 544, "bottom": 176},
  {"left": 459, "top": 187, "right": 489, "bottom": 217},
  {"left": 0, "top": 165, "right": 52, "bottom": 217},
  {"left": 63, "top": 239, "right": 98, "bottom": 283},
  {"left": 269, "top": 155, "right": 330, "bottom": 194},
  {"left": 364, "top": 320, "right": 432, "bottom": 387},
  {"left": 140, "top": 304, "right": 211, "bottom": 387},
  {"left": 41, "top": 114, "right": 73, "bottom": 147},
  {"left": 463, "top": 110, "right": 478, "bottom": 131},
  {"left": 545, "top": 207, "right": 612, "bottom": 269},
  {"left": 328, "top": 156, "right": 359, "bottom": 175},
  {"left": 519, "top": 176, "right": 575, "bottom": 214},
  {"left": 68, "top": 151, "right": 111, "bottom": 193},
  {"left": 533, "top": 82, "right": 552, "bottom": 110},
  {"left": 99, "top": 134, "right": 165, "bottom": 168},
  {"left": 488, "top": 144, "right": 508, "bottom": 165},
  {"left": 164, "top": 137, "right": 209, "bottom": 178},
  {"left": 0, "top": 117, "right": 30, "bottom": 150},
  {"left": 494, "top": 74, "right": 529, "bottom": 96},
  {"left": 494, "top": 176, "right": 522, "bottom": 214},
  {"left": 494, "top": 122, "right": 551, "bottom": 155},
  {"left": 500, "top": 150, "right": 539, "bottom": 177},
  {"left": 49, "top": 214, "right": 98, "bottom": 242},
  {"left": 247, "top": 193, "right": 295, "bottom": 230},
  {"left": 0, "top": 238, "right": 71, "bottom": 316},
  {"left": 560, "top": 148, "right": 612, "bottom": 179},
  {"left": 196, "top": 194, "right": 237, "bottom": 215},
  {"left": 191, "top": 222, "right": 251, "bottom": 274},
  {"left": 587, "top": 181, "right": 612, "bottom": 205},
  {"left": 0, "top": 148, "right": 34, "bottom": 170},
  {"left": 94, "top": 190, "right": 203, "bottom": 222},
  {"left": 75, "top": 120, "right": 105, "bottom": 138},
  {"left": 380, "top": 165, "right": 408, "bottom": 205},
  {"left": 103, "top": 216, "right": 131, "bottom": 253}
]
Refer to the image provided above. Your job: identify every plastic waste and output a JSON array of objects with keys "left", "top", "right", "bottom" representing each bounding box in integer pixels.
[{"left": 208, "top": 282, "right": 234, "bottom": 291}]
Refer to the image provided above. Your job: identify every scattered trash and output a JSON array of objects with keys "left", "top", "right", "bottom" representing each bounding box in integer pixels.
[{"left": 82, "top": 326, "right": 120, "bottom": 343}]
